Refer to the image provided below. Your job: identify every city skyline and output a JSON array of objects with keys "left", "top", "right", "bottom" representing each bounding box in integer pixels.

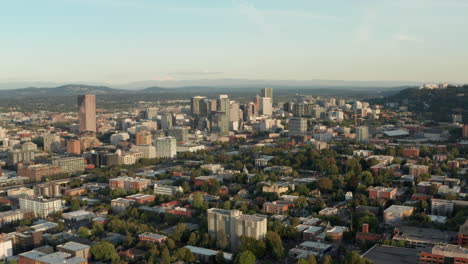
[{"left": 1, "top": 0, "right": 468, "bottom": 84}]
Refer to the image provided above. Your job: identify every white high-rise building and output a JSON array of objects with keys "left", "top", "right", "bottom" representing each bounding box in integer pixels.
[
  {"left": 155, "top": 137, "right": 177, "bottom": 159},
  {"left": 356, "top": 126, "right": 369, "bottom": 144},
  {"left": 261, "top": 87, "right": 273, "bottom": 101},
  {"left": 260, "top": 97, "right": 272, "bottom": 116}
]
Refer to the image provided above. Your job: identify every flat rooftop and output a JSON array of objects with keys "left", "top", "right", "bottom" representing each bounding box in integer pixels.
[
  {"left": 393, "top": 226, "right": 457, "bottom": 244},
  {"left": 363, "top": 245, "right": 429, "bottom": 264},
  {"left": 57, "top": 241, "right": 90, "bottom": 252}
]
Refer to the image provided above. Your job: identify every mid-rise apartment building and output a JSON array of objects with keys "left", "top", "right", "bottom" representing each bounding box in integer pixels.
[
  {"left": 51, "top": 157, "right": 85, "bottom": 174},
  {"left": 207, "top": 208, "right": 267, "bottom": 248},
  {"left": 19, "top": 196, "right": 63, "bottom": 218},
  {"left": 155, "top": 137, "right": 177, "bottom": 159},
  {"left": 368, "top": 187, "right": 397, "bottom": 200},
  {"left": 109, "top": 176, "right": 151, "bottom": 192},
  {"left": 17, "top": 164, "right": 62, "bottom": 182},
  {"left": 33, "top": 182, "right": 61, "bottom": 198},
  {"left": 153, "top": 184, "right": 183, "bottom": 196}
]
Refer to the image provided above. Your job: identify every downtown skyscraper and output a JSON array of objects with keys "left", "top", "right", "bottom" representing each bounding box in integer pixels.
[{"left": 78, "top": 94, "right": 96, "bottom": 132}]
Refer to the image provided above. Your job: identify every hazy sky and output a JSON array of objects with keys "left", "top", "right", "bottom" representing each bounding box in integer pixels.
[{"left": 1, "top": 0, "right": 468, "bottom": 84}]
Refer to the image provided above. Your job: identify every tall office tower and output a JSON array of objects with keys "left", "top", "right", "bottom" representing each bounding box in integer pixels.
[
  {"left": 213, "top": 112, "right": 229, "bottom": 136},
  {"left": 160, "top": 113, "right": 173, "bottom": 129},
  {"left": 356, "top": 126, "right": 370, "bottom": 144},
  {"left": 283, "top": 101, "right": 294, "bottom": 112},
  {"left": 261, "top": 87, "right": 273, "bottom": 102},
  {"left": 289, "top": 117, "right": 308, "bottom": 136},
  {"left": 155, "top": 137, "right": 177, "bottom": 159},
  {"left": 43, "top": 133, "right": 61, "bottom": 152},
  {"left": 197, "top": 117, "right": 211, "bottom": 132},
  {"left": 207, "top": 208, "right": 267, "bottom": 249},
  {"left": 191, "top": 96, "right": 206, "bottom": 116},
  {"left": 199, "top": 99, "right": 208, "bottom": 117},
  {"left": 260, "top": 97, "right": 272, "bottom": 116},
  {"left": 136, "top": 131, "right": 152, "bottom": 145},
  {"left": 241, "top": 103, "right": 255, "bottom": 122},
  {"left": 66, "top": 139, "right": 81, "bottom": 155},
  {"left": 337, "top": 99, "right": 346, "bottom": 106},
  {"left": 218, "top": 95, "right": 230, "bottom": 114},
  {"left": 229, "top": 101, "right": 241, "bottom": 130},
  {"left": 168, "top": 127, "right": 189, "bottom": 142},
  {"left": 78, "top": 94, "right": 96, "bottom": 132},
  {"left": 229, "top": 101, "right": 240, "bottom": 122},
  {"left": 145, "top": 107, "right": 158, "bottom": 120},
  {"left": 201, "top": 98, "right": 217, "bottom": 115},
  {"left": 255, "top": 95, "right": 261, "bottom": 116}
]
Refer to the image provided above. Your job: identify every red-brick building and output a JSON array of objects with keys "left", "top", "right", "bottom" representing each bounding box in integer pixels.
[
  {"left": 263, "top": 201, "right": 295, "bottom": 214},
  {"left": 17, "top": 164, "right": 62, "bottom": 182},
  {"left": 166, "top": 207, "right": 193, "bottom": 216},
  {"left": 138, "top": 232, "right": 167, "bottom": 244},
  {"left": 67, "top": 139, "right": 81, "bottom": 155},
  {"left": 126, "top": 194, "right": 155, "bottom": 204},
  {"left": 368, "top": 187, "right": 397, "bottom": 200},
  {"left": 355, "top": 224, "right": 383, "bottom": 242},
  {"left": 402, "top": 147, "right": 420, "bottom": 157},
  {"left": 109, "top": 176, "right": 151, "bottom": 192}
]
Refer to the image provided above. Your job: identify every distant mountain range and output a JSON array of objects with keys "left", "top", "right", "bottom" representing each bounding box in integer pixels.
[
  {"left": 0, "top": 78, "right": 428, "bottom": 90},
  {"left": 0, "top": 81, "right": 420, "bottom": 98}
]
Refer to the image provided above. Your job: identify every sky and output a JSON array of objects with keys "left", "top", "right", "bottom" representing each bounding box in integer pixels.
[{"left": 1, "top": 0, "right": 468, "bottom": 85}]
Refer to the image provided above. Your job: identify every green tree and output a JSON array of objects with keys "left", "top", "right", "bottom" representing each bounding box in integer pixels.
[
  {"left": 90, "top": 242, "right": 119, "bottom": 262},
  {"left": 188, "top": 232, "right": 199, "bottom": 246},
  {"left": 70, "top": 199, "right": 81, "bottom": 211},
  {"left": 176, "top": 247, "right": 196, "bottom": 263},
  {"left": 265, "top": 231, "right": 284, "bottom": 260},
  {"left": 318, "top": 178, "right": 333, "bottom": 192},
  {"left": 78, "top": 226, "right": 91, "bottom": 239},
  {"left": 296, "top": 259, "right": 308, "bottom": 264},
  {"left": 239, "top": 236, "right": 266, "bottom": 258},
  {"left": 161, "top": 247, "right": 171, "bottom": 264},
  {"left": 92, "top": 222, "right": 105, "bottom": 237},
  {"left": 192, "top": 192, "right": 204, "bottom": 209},
  {"left": 236, "top": 250, "right": 256, "bottom": 264},
  {"left": 344, "top": 251, "right": 372, "bottom": 264}
]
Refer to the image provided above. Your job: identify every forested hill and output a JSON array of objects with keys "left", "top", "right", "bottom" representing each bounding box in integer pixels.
[{"left": 373, "top": 85, "right": 468, "bottom": 122}]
